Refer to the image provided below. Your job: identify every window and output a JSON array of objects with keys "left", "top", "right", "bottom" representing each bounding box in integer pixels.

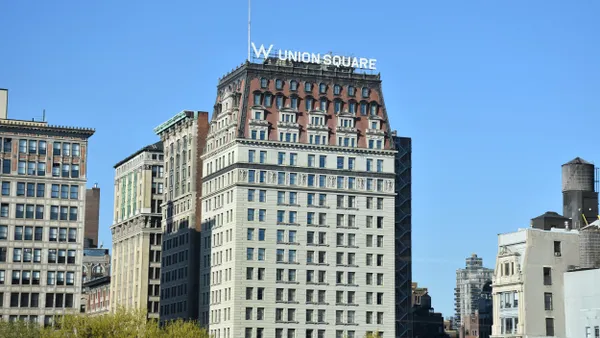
[
  {"left": 2, "top": 159, "right": 10, "bottom": 174},
  {"left": 290, "top": 80, "right": 298, "bottom": 91},
  {"left": 319, "top": 83, "right": 327, "bottom": 94},
  {"left": 544, "top": 292, "right": 553, "bottom": 310},
  {"left": 72, "top": 143, "right": 80, "bottom": 156},
  {"left": 248, "top": 150, "right": 256, "bottom": 163},
  {"left": 0, "top": 204, "right": 8, "bottom": 218},
  {"left": 260, "top": 78, "right": 268, "bottom": 88},
  {"left": 362, "top": 87, "right": 369, "bottom": 98},
  {"left": 0, "top": 225, "right": 7, "bottom": 240},
  {"left": 319, "top": 98, "right": 327, "bottom": 111},
  {"left": 543, "top": 267, "right": 552, "bottom": 285},
  {"left": 545, "top": 318, "right": 554, "bottom": 337},
  {"left": 333, "top": 85, "right": 342, "bottom": 96},
  {"left": 553, "top": 241, "right": 561, "bottom": 256},
  {"left": 319, "top": 155, "right": 326, "bottom": 168},
  {"left": 1, "top": 182, "right": 9, "bottom": 196},
  {"left": 276, "top": 79, "right": 283, "bottom": 90}
]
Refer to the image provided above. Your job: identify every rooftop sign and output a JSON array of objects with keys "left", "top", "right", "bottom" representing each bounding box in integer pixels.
[{"left": 251, "top": 43, "right": 377, "bottom": 71}]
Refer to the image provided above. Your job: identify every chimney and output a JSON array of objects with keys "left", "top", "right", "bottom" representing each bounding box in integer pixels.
[{"left": 0, "top": 89, "right": 7, "bottom": 119}]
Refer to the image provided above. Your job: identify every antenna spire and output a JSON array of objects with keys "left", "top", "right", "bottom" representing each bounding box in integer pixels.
[{"left": 248, "top": 0, "right": 251, "bottom": 61}]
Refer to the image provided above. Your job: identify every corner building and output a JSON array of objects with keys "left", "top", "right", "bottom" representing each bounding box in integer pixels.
[
  {"left": 0, "top": 93, "right": 94, "bottom": 324},
  {"left": 110, "top": 142, "right": 164, "bottom": 319},
  {"left": 199, "top": 59, "right": 409, "bottom": 338}
]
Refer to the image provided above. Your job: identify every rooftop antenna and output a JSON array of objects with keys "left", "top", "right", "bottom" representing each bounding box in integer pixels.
[
  {"left": 42, "top": 109, "right": 46, "bottom": 122},
  {"left": 247, "top": 0, "right": 251, "bottom": 61}
]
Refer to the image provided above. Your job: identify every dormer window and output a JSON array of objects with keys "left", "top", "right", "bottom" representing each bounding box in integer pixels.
[
  {"left": 362, "top": 87, "right": 370, "bottom": 98},
  {"left": 340, "top": 118, "right": 354, "bottom": 128},
  {"left": 264, "top": 93, "right": 273, "bottom": 107},
  {"left": 260, "top": 78, "right": 268, "bottom": 88},
  {"left": 290, "top": 80, "right": 298, "bottom": 91},
  {"left": 334, "top": 85, "right": 341, "bottom": 95},
  {"left": 280, "top": 113, "right": 295, "bottom": 123},
  {"left": 311, "top": 116, "right": 324, "bottom": 126},
  {"left": 319, "top": 98, "right": 328, "bottom": 111},
  {"left": 348, "top": 86, "right": 356, "bottom": 96},
  {"left": 254, "top": 111, "right": 263, "bottom": 120},
  {"left": 360, "top": 102, "right": 368, "bottom": 115},
  {"left": 349, "top": 102, "right": 357, "bottom": 114},
  {"left": 319, "top": 83, "right": 327, "bottom": 94},
  {"left": 276, "top": 95, "right": 284, "bottom": 109},
  {"left": 370, "top": 103, "right": 378, "bottom": 116},
  {"left": 334, "top": 100, "right": 342, "bottom": 113},
  {"left": 370, "top": 121, "right": 380, "bottom": 130},
  {"left": 305, "top": 82, "right": 312, "bottom": 92},
  {"left": 253, "top": 93, "right": 262, "bottom": 105},
  {"left": 276, "top": 79, "right": 284, "bottom": 90},
  {"left": 290, "top": 97, "right": 298, "bottom": 110},
  {"left": 368, "top": 139, "right": 383, "bottom": 149},
  {"left": 305, "top": 97, "right": 314, "bottom": 111}
]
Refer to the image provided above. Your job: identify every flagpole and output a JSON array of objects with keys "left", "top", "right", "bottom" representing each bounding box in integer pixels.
[{"left": 248, "top": 0, "right": 251, "bottom": 61}]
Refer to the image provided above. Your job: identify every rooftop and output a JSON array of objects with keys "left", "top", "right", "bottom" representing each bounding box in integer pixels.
[
  {"left": 113, "top": 141, "right": 163, "bottom": 168},
  {"left": 563, "top": 157, "right": 592, "bottom": 165}
]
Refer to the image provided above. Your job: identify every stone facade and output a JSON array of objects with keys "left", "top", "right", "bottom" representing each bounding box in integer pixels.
[
  {"left": 110, "top": 142, "right": 163, "bottom": 319},
  {"left": 0, "top": 101, "right": 95, "bottom": 325}
]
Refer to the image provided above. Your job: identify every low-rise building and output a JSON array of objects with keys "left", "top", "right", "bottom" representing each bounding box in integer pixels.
[
  {"left": 83, "top": 276, "right": 110, "bottom": 316},
  {"left": 491, "top": 226, "right": 580, "bottom": 338},
  {"left": 564, "top": 268, "right": 600, "bottom": 337}
]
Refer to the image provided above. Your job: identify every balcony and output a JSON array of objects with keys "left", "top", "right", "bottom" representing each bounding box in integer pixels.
[
  {"left": 366, "top": 128, "right": 385, "bottom": 136},
  {"left": 249, "top": 119, "right": 269, "bottom": 127},
  {"left": 277, "top": 121, "right": 300, "bottom": 129},
  {"left": 307, "top": 124, "right": 328, "bottom": 132},
  {"left": 336, "top": 126, "right": 357, "bottom": 134}
]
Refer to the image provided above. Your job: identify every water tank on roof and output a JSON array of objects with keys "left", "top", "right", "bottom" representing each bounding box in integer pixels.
[{"left": 562, "top": 157, "right": 595, "bottom": 192}]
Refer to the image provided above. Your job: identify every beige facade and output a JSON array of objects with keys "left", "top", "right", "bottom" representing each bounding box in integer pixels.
[
  {"left": 110, "top": 142, "right": 163, "bottom": 319},
  {"left": 0, "top": 90, "right": 95, "bottom": 325},
  {"left": 491, "top": 227, "right": 580, "bottom": 338}
]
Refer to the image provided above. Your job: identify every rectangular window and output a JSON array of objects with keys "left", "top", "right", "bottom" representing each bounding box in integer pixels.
[
  {"left": 37, "top": 183, "right": 45, "bottom": 197},
  {"left": 544, "top": 292, "right": 553, "bottom": 310},
  {"left": 543, "top": 267, "right": 552, "bottom": 285},
  {"left": 337, "top": 157, "right": 344, "bottom": 169},
  {"left": 319, "top": 155, "right": 326, "bottom": 168},
  {"left": 545, "top": 318, "right": 554, "bottom": 337},
  {"left": 0, "top": 182, "right": 9, "bottom": 196}
]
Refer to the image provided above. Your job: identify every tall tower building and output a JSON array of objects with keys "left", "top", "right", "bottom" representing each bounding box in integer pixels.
[
  {"left": 562, "top": 157, "right": 598, "bottom": 230},
  {"left": 154, "top": 111, "right": 209, "bottom": 322},
  {"left": 0, "top": 89, "right": 95, "bottom": 324},
  {"left": 83, "top": 184, "right": 100, "bottom": 248},
  {"left": 110, "top": 142, "right": 164, "bottom": 319},
  {"left": 198, "top": 59, "right": 408, "bottom": 338},
  {"left": 454, "top": 254, "right": 493, "bottom": 330}
]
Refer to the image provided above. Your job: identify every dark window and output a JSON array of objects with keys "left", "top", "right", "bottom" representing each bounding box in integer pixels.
[
  {"left": 1, "top": 159, "right": 10, "bottom": 174},
  {"left": 553, "top": 241, "right": 561, "bottom": 256},
  {"left": 545, "top": 318, "right": 554, "bottom": 336},
  {"left": 544, "top": 293, "right": 553, "bottom": 310},
  {"left": 543, "top": 267, "right": 552, "bottom": 285}
]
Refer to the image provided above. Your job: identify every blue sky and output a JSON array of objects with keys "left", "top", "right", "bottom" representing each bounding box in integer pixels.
[{"left": 1, "top": 0, "right": 599, "bottom": 318}]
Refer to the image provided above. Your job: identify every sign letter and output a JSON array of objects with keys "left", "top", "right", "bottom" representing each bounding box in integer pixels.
[{"left": 251, "top": 43, "right": 274, "bottom": 59}]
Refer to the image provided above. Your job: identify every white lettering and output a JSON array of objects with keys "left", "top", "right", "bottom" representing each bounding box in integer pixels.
[
  {"left": 368, "top": 59, "right": 377, "bottom": 70},
  {"left": 251, "top": 42, "right": 377, "bottom": 70},
  {"left": 311, "top": 53, "right": 320, "bottom": 64},
  {"left": 252, "top": 43, "right": 274, "bottom": 59},
  {"left": 359, "top": 58, "right": 368, "bottom": 69}
]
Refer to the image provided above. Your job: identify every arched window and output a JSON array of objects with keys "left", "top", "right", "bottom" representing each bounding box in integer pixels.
[
  {"left": 304, "top": 82, "right": 312, "bottom": 92},
  {"left": 275, "top": 79, "right": 284, "bottom": 90},
  {"left": 334, "top": 84, "right": 342, "bottom": 95},
  {"left": 319, "top": 98, "right": 328, "bottom": 111},
  {"left": 348, "top": 86, "right": 356, "bottom": 96},
  {"left": 305, "top": 97, "right": 314, "bottom": 111},
  {"left": 319, "top": 83, "right": 327, "bottom": 94},
  {"left": 362, "top": 87, "right": 370, "bottom": 98},
  {"left": 290, "top": 80, "right": 298, "bottom": 91},
  {"left": 260, "top": 78, "right": 268, "bottom": 88}
]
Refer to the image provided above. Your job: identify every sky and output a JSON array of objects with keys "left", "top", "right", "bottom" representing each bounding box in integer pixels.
[{"left": 1, "top": 0, "right": 600, "bottom": 318}]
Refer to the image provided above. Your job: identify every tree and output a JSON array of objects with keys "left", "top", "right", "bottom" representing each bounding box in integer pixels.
[{"left": 0, "top": 308, "right": 210, "bottom": 337}]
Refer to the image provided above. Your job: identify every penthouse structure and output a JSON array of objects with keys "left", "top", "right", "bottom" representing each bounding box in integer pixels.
[{"left": 197, "top": 58, "right": 411, "bottom": 338}]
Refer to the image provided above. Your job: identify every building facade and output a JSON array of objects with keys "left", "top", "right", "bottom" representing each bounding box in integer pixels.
[
  {"left": 110, "top": 142, "right": 164, "bottom": 319},
  {"left": 0, "top": 89, "right": 95, "bottom": 324},
  {"left": 454, "top": 254, "right": 493, "bottom": 329},
  {"left": 564, "top": 268, "right": 600, "bottom": 338},
  {"left": 84, "top": 184, "right": 100, "bottom": 248},
  {"left": 83, "top": 276, "right": 110, "bottom": 316},
  {"left": 154, "top": 111, "right": 209, "bottom": 322},
  {"left": 198, "top": 59, "right": 406, "bottom": 338},
  {"left": 491, "top": 227, "right": 580, "bottom": 338}
]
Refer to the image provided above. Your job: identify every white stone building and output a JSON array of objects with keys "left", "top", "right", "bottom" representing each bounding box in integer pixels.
[
  {"left": 454, "top": 253, "right": 494, "bottom": 330},
  {"left": 491, "top": 227, "right": 580, "bottom": 338},
  {"left": 197, "top": 61, "right": 405, "bottom": 338}
]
